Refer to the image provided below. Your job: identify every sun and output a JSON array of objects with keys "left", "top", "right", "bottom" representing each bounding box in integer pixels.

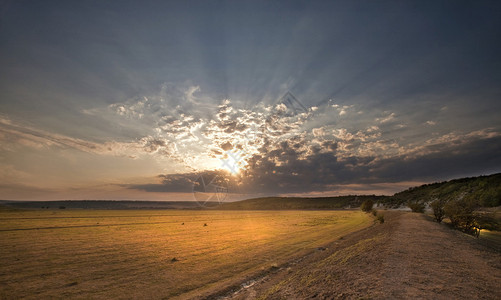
[{"left": 220, "top": 150, "right": 246, "bottom": 175}]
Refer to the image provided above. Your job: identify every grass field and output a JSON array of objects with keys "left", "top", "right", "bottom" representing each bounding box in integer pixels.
[{"left": 0, "top": 209, "right": 371, "bottom": 299}]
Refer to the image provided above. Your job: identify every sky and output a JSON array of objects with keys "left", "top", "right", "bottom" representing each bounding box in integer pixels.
[{"left": 1, "top": 0, "right": 501, "bottom": 201}]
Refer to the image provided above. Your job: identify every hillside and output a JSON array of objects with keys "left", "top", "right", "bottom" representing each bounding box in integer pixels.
[
  {"left": 217, "top": 195, "right": 388, "bottom": 210},
  {"left": 385, "top": 173, "right": 501, "bottom": 208},
  {"left": 2, "top": 173, "right": 500, "bottom": 211},
  {"left": 219, "top": 173, "right": 501, "bottom": 210}
]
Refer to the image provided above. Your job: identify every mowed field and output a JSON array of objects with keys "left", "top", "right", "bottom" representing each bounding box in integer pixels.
[{"left": 0, "top": 208, "right": 371, "bottom": 299}]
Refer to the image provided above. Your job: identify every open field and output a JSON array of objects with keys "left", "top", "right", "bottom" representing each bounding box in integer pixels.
[{"left": 0, "top": 209, "right": 371, "bottom": 299}]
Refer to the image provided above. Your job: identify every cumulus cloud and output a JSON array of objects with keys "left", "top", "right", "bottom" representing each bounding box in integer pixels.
[
  {"left": 329, "top": 103, "right": 353, "bottom": 116},
  {"left": 312, "top": 127, "right": 325, "bottom": 137},
  {"left": 110, "top": 89, "right": 317, "bottom": 173},
  {"left": 127, "top": 130, "right": 501, "bottom": 196},
  {"left": 4, "top": 81, "right": 500, "bottom": 197},
  {"left": 98, "top": 87, "right": 501, "bottom": 195}
]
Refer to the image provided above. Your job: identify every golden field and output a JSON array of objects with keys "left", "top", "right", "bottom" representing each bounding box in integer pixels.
[{"left": 0, "top": 208, "right": 371, "bottom": 299}]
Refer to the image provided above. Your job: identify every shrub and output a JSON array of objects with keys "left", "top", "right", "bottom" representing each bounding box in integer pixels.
[
  {"left": 360, "top": 199, "right": 374, "bottom": 212},
  {"left": 371, "top": 209, "right": 378, "bottom": 216},
  {"left": 430, "top": 199, "right": 446, "bottom": 223},
  {"left": 376, "top": 214, "right": 385, "bottom": 224},
  {"left": 408, "top": 201, "right": 425, "bottom": 213},
  {"left": 444, "top": 196, "right": 480, "bottom": 234}
]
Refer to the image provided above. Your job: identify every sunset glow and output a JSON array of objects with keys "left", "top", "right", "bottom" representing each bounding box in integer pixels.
[{"left": 1, "top": 1, "right": 500, "bottom": 201}]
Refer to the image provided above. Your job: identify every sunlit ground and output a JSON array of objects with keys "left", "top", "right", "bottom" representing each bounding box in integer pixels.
[{"left": 0, "top": 209, "right": 371, "bottom": 299}]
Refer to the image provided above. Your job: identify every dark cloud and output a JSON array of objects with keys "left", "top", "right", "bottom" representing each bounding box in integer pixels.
[
  {"left": 220, "top": 142, "right": 233, "bottom": 151},
  {"left": 119, "top": 95, "right": 501, "bottom": 196},
  {"left": 369, "top": 136, "right": 501, "bottom": 183},
  {"left": 235, "top": 134, "right": 501, "bottom": 194},
  {"left": 142, "top": 138, "right": 167, "bottom": 153},
  {"left": 2, "top": 1, "right": 501, "bottom": 199},
  {"left": 130, "top": 131, "right": 501, "bottom": 196},
  {"left": 125, "top": 170, "right": 234, "bottom": 193}
]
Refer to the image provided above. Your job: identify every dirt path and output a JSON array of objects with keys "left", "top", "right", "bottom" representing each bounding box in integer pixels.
[{"left": 219, "top": 212, "right": 501, "bottom": 299}]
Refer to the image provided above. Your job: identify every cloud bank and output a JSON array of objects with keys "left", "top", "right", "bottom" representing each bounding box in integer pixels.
[
  {"left": 2, "top": 83, "right": 500, "bottom": 198},
  {"left": 88, "top": 87, "right": 501, "bottom": 196}
]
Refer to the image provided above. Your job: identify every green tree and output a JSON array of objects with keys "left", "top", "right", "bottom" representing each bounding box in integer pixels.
[
  {"left": 430, "top": 198, "right": 446, "bottom": 223},
  {"left": 444, "top": 195, "right": 480, "bottom": 234},
  {"left": 360, "top": 199, "right": 374, "bottom": 212}
]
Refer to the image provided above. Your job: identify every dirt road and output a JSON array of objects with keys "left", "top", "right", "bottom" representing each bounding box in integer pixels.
[{"left": 217, "top": 212, "right": 501, "bottom": 299}]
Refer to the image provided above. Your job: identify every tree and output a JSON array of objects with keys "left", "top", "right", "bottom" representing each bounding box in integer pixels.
[
  {"left": 430, "top": 199, "right": 446, "bottom": 223},
  {"left": 360, "top": 199, "right": 374, "bottom": 212},
  {"left": 443, "top": 195, "right": 480, "bottom": 234}
]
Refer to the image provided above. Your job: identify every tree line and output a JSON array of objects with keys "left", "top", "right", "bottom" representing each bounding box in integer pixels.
[{"left": 380, "top": 173, "right": 501, "bottom": 235}]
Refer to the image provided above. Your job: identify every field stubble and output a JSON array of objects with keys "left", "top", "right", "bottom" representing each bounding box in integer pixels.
[{"left": 0, "top": 209, "right": 371, "bottom": 299}]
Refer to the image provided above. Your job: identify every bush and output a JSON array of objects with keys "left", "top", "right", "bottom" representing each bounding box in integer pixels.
[
  {"left": 360, "top": 199, "right": 374, "bottom": 212},
  {"left": 430, "top": 199, "right": 446, "bottom": 223},
  {"left": 376, "top": 214, "right": 385, "bottom": 224},
  {"left": 408, "top": 201, "right": 425, "bottom": 213},
  {"left": 444, "top": 196, "right": 480, "bottom": 234}
]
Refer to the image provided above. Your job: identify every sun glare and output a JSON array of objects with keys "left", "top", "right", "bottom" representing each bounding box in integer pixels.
[{"left": 220, "top": 150, "right": 246, "bottom": 175}]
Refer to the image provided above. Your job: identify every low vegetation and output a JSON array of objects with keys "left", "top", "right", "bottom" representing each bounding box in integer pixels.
[
  {"left": 360, "top": 199, "right": 374, "bottom": 212},
  {"left": 408, "top": 201, "right": 425, "bottom": 213},
  {"left": 376, "top": 214, "right": 385, "bottom": 224},
  {"left": 375, "top": 173, "right": 501, "bottom": 236},
  {"left": 387, "top": 173, "right": 501, "bottom": 208},
  {"left": 359, "top": 200, "right": 384, "bottom": 224}
]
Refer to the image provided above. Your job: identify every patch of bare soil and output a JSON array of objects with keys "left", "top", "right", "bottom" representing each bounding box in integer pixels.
[{"left": 217, "top": 212, "right": 501, "bottom": 299}]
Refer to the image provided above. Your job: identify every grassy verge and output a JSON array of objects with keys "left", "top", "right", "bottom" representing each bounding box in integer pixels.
[{"left": 478, "top": 229, "right": 501, "bottom": 251}]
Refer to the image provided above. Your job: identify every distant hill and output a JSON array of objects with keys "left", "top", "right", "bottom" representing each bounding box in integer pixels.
[
  {"left": 385, "top": 173, "right": 501, "bottom": 208},
  {"left": 2, "top": 173, "right": 500, "bottom": 211},
  {"left": 1, "top": 200, "right": 206, "bottom": 210},
  {"left": 217, "top": 195, "right": 388, "bottom": 210},
  {"left": 221, "top": 173, "right": 501, "bottom": 210}
]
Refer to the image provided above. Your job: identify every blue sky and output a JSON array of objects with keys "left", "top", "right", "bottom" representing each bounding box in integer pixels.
[{"left": 1, "top": 0, "right": 500, "bottom": 200}]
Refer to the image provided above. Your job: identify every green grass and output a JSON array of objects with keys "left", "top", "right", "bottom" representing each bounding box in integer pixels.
[{"left": 0, "top": 209, "right": 371, "bottom": 299}]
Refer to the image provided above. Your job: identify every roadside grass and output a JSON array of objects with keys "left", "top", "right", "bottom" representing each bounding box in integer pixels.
[
  {"left": 0, "top": 209, "right": 371, "bottom": 299},
  {"left": 478, "top": 229, "right": 501, "bottom": 251},
  {"left": 258, "top": 232, "right": 388, "bottom": 299}
]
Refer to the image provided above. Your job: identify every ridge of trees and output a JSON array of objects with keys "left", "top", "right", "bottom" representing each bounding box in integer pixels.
[
  {"left": 386, "top": 173, "right": 501, "bottom": 208},
  {"left": 382, "top": 173, "right": 501, "bottom": 235}
]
